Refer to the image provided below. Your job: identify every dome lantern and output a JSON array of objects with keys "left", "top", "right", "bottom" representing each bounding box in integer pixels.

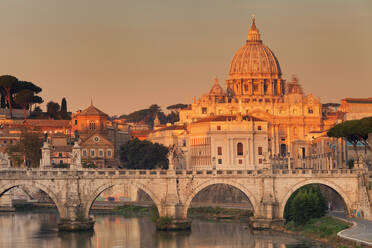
[{"left": 247, "top": 15, "right": 261, "bottom": 42}]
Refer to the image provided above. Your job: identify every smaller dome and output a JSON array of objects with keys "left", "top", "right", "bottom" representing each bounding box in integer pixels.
[{"left": 209, "top": 77, "right": 225, "bottom": 96}]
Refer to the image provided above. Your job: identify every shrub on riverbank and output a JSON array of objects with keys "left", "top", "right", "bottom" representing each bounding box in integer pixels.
[
  {"left": 286, "top": 217, "right": 350, "bottom": 244},
  {"left": 284, "top": 185, "right": 328, "bottom": 225},
  {"left": 187, "top": 207, "right": 253, "bottom": 220},
  {"left": 113, "top": 205, "right": 157, "bottom": 217}
]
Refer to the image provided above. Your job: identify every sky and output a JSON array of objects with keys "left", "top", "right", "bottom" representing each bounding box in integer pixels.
[{"left": 0, "top": 0, "right": 371, "bottom": 116}]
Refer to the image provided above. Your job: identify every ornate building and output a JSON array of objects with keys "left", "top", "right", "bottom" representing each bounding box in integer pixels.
[
  {"left": 178, "top": 17, "right": 325, "bottom": 160},
  {"left": 71, "top": 104, "right": 130, "bottom": 167}
]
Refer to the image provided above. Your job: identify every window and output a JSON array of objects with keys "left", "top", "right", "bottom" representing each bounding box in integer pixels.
[
  {"left": 237, "top": 143, "right": 243, "bottom": 156},
  {"left": 308, "top": 108, "right": 313, "bottom": 114},
  {"left": 90, "top": 149, "right": 96, "bottom": 158},
  {"left": 59, "top": 153, "right": 62, "bottom": 157},
  {"left": 89, "top": 121, "right": 96, "bottom": 130},
  {"left": 217, "top": 147, "right": 222, "bottom": 156},
  {"left": 238, "top": 159, "right": 243, "bottom": 164},
  {"left": 257, "top": 125, "right": 262, "bottom": 131},
  {"left": 74, "top": 119, "right": 78, "bottom": 125},
  {"left": 183, "top": 139, "right": 186, "bottom": 146},
  {"left": 258, "top": 147, "right": 263, "bottom": 155},
  {"left": 99, "top": 149, "right": 104, "bottom": 157},
  {"left": 107, "top": 149, "right": 112, "bottom": 158},
  {"left": 60, "top": 160, "right": 63, "bottom": 164},
  {"left": 202, "top": 107, "right": 207, "bottom": 114},
  {"left": 218, "top": 159, "right": 222, "bottom": 164},
  {"left": 217, "top": 125, "right": 221, "bottom": 131},
  {"left": 82, "top": 149, "right": 87, "bottom": 157},
  {"left": 259, "top": 158, "right": 262, "bottom": 164}
]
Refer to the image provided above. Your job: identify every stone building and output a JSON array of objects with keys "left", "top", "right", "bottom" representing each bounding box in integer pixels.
[
  {"left": 71, "top": 104, "right": 130, "bottom": 167},
  {"left": 178, "top": 18, "right": 324, "bottom": 161}
]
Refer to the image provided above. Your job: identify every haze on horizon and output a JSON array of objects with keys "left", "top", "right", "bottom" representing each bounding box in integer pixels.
[{"left": 0, "top": 0, "right": 371, "bottom": 116}]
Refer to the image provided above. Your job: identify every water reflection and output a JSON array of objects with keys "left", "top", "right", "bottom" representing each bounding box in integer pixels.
[{"left": 0, "top": 212, "right": 322, "bottom": 248}]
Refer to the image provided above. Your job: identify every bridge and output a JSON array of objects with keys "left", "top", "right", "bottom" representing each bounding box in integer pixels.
[{"left": 0, "top": 167, "right": 371, "bottom": 231}]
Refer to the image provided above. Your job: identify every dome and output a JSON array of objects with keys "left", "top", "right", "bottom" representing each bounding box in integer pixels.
[
  {"left": 209, "top": 77, "right": 225, "bottom": 96},
  {"left": 229, "top": 17, "right": 282, "bottom": 80}
]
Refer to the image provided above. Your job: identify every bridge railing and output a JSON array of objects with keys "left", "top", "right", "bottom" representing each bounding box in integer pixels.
[{"left": 0, "top": 167, "right": 365, "bottom": 179}]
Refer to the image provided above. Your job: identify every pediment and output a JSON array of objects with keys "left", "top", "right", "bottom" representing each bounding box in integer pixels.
[
  {"left": 248, "top": 109, "right": 274, "bottom": 121},
  {"left": 80, "top": 132, "right": 113, "bottom": 147}
]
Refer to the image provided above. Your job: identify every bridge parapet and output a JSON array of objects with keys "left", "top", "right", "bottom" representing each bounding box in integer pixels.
[{"left": 0, "top": 168, "right": 365, "bottom": 180}]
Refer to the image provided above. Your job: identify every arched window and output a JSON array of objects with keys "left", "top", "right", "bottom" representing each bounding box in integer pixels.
[
  {"left": 89, "top": 121, "right": 96, "bottom": 130},
  {"left": 237, "top": 143, "right": 243, "bottom": 156}
]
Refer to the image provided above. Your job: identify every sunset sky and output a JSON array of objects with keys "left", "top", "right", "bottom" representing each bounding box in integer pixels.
[{"left": 0, "top": 0, "right": 371, "bottom": 116}]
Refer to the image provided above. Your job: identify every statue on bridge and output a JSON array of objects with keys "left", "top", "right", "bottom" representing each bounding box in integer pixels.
[{"left": 168, "top": 145, "right": 184, "bottom": 170}]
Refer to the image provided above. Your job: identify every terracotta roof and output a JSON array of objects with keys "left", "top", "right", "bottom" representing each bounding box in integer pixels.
[
  {"left": 152, "top": 125, "right": 186, "bottom": 133},
  {"left": 342, "top": 98, "right": 372, "bottom": 103},
  {"left": 78, "top": 105, "right": 108, "bottom": 117},
  {"left": 52, "top": 146, "right": 72, "bottom": 152},
  {"left": 24, "top": 119, "right": 70, "bottom": 127}
]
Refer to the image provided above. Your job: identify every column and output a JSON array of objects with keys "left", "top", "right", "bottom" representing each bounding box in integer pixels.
[
  {"left": 271, "top": 124, "right": 275, "bottom": 155},
  {"left": 287, "top": 125, "right": 291, "bottom": 155},
  {"left": 251, "top": 136, "right": 255, "bottom": 166},
  {"left": 275, "top": 125, "right": 279, "bottom": 156}
]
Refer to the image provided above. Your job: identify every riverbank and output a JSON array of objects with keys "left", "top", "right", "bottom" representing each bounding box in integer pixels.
[{"left": 281, "top": 216, "right": 362, "bottom": 248}]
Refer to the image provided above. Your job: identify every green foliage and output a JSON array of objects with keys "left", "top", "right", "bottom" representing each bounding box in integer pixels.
[
  {"left": 47, "top": 101, "right": 60, "bottom": 119},
  {"left": 284, "top": 185, "right": 328, "bottom": 225},
  {"left": 6, "top": 143, "right": 23, "bottom": 167},
  {"left": 120, "top": 139, "right": 169, "bottom": 169},
  {"left": 347, "top": 159, "right": 354, "bottom": 169},
  {"left": 0, "top": 75, "right": 43, "bottom": 115},
  {"left": 286, "top": 217, "right": 350, "bottom": 243},
  {"left": 6, "top": 131, "right": 43, "bottom": 167},
  {"left": 155, "top": 216, "right": 173, "bottom": 229},
  {"left": 113, "top": 205, "right": 152, "bottom": 217},
  {"left": 327, "top": 117, "right": 372, "bottom": 151},
  {"left": 60, "top": 97, "right": 69, "bottom": 119},
  {"left": 166, "top": 103, "right": 188, "bottom": 110},
  {"left": 53, "top": 163, "right": 70, "bottom": 169},
  {"left": 21, "top": 131, "right": 43, "bottom": 168},
  {"left": 120, "top": 104, "right": 180, "bottom": 126},
  {"left": 187, "top": 207, "right": 253, "bottom": 220}
]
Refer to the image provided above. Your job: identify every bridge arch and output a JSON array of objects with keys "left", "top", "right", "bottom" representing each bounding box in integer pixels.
[
  {"left": 84, "top": 181, "right": 163, "bottom": 218},
  {"left": 279, "top": 179, "right": 353, "bottom": 219},
  {"left": 0, "top": 181, "right": 64, "bottom": 217},
  {"left": 182, "top": 179, "right": 259, "bottom": 218}
]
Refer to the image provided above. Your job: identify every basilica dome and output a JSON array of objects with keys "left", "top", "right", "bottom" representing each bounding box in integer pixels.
[
  {"left": 209, "top": 77, "right": 224, "bottom": 96},
  {"left": 229, "top": 18, "right": 282, "bottom": 80}
]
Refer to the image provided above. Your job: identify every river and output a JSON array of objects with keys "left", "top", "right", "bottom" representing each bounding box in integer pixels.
[{"left": 0, "top": 212, "right": 326, "bottom": 248}]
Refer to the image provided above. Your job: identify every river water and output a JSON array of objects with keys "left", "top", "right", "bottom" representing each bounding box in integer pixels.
[{"left": 0, "top": 212, "right": 326, "bottom": 248}]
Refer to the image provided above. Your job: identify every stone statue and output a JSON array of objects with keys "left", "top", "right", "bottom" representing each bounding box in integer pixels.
[
  {"left": 74, "top": 130, "right": 80, "bottom": 143},
  {"left": 0, "top": 152, "right": 11, "bottom": 169}
]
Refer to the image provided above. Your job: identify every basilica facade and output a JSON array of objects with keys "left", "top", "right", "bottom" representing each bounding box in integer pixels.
[{"left": 149, "top": 18, "right": 343, "bottom": 169}]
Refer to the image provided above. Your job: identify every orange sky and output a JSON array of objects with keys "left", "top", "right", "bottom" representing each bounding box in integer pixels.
[{"left": 0, "top": 0, "right": 371, "bottom": 116}]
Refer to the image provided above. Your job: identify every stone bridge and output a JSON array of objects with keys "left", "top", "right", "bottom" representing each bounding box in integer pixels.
[{"left": 0, "top": 168, "right": 370, "bottom": 230}]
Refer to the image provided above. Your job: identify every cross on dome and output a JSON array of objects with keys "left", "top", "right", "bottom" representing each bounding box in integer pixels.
[{"left": 248, "top": 15, "right": 261, "bottom": 42}]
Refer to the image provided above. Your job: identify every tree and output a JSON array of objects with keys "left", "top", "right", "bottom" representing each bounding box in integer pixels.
[
  {"left": 20, "top": 131, "right": 43, "bottom": 168},
  {"left": 6, "top": 131, "right": 43, "bottom": 168},
  {"left": 120, "top": 139, "right": 169, "bottom": 169},
  {"left": 60, "top": 97, "right": 69, "bottom": 119},
  {"left": 166, "top": 103, "right": 189, "bottom": 110},
  {"left": 47, "top": 101, "right": 60, "bottom": 119},
  {"left": 14, "top": 89, "right": 34, "bottom": 119},
  {"left": 284, "top": 185, "right": 328, "bottom": 225},
  {"left": 327, "top": 117, "right": 372, "bottom": 161},
  {"left": 0, "top": 75, "right": 18, "bottom": 117}
]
